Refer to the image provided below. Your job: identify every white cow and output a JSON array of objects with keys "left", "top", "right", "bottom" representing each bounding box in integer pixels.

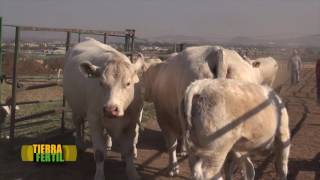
[
  {"left": 0, "top": 106, "right": 11, "bottom": 129},
  {"left": 142, "top": 46, "right": 262, "bottom": 176},
  {"left": 245, "top": 56, "right": 279, "bottom": 86},
  {"left": 183, "top": 79, "right": 290, "bottom": 180},
  {"left": 63, "top": 38, "right": 144, "bottom": 180},
  {"left": 0, "top": 99, "right": 20, "bottom": 138}
]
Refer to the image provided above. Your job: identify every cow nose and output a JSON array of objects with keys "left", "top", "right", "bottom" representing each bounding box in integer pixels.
[{"left": 104, "top": 105, "right": 119, "bottom": 117}]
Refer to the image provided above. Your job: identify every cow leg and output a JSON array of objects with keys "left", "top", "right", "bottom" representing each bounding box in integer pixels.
[
  {"left": 105, "top": 130, "right": 112, "bottom": 151},
  {"left": 241, "top": 156, "right": 255, "bottom": 180},
  {"left": 198, "top": 138, "right": 235, "bottom": 180},
  {"left": 177, "top": 137, "right": 187, "bottom": 157},
  {"left": 159, "top": 126, "right": 179, "bottom": 176},
  {"left": 192, "top": 155, "right": 225, "bottom": 180},
  {"left": 159, "top": 126, "right": 178, "bottom": 176},
  {"left": 274, "top": 134, "right": 290, "bottom": 180},
  {"left": 155, "top": 108, "right": 179, "bottom": 176},
  {"left": 88, "top": 116, "right": 106, "bottom": 180},
  {"left": 133, "top": 108, "right": 143, "bottom": 159},
  {"left": 167, "top": 136, "right": 179, "bottom": 176},
  {"left": 73, "top": 114, "right": 85, "bottom": 150},
  {"left": 119, "top": 131, "right": 140, "bottom": 180},
  {"left": 224, "top": 152, "right": 239, "bottom": 180},
  {"left": 158, "top": 122, "right": 179, "bottom": 176},
  {"left": 192, "top": 157, "right": 203, "bottom": 180}
]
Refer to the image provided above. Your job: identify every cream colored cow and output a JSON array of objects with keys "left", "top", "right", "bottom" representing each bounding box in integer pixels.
[
  {"left": 246, "top": 57, "right": 279, "bottom": 86},
  {"left": 142, "top": 46, "right": 263, "bottom": 176},
  {"left": 183, "top": 79, "right": 290, "bottom": 180},
  {"left": 63, "top": 38, "right": 144, "bottom": 180}
]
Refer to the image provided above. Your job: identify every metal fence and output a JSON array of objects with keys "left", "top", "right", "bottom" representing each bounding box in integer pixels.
[{"left": 0, "top": 17, "right": 136, "bottom": 143}]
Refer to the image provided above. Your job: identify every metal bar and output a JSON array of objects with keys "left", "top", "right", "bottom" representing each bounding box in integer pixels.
[
  {"left": 9, "top": 79, "right": 60, "bottom": 83},
  {"left": 129, "top": 30, "right": 135, "bottom": 60},
  {"left": 3, "top": 81, "right": 60, "bottom": 91},
  {"left": 5, "top": 75, "right": 62, "bottom": 80},
  {"left": 124, "top": 34, "right": 129, "bottom": 52},
  {"left": 10, "top": 26, "right": 20, "bottom": 142},
  {"left": 1, "top": 119, "right": 54, "bottom": 131},
  {"left": 78, "top": 32, "right": 81, "bottom": 43},
  {"left": 103, "top": 33, "right": 107, "bottom": 44},
  {"left": 15, "top": 109, "right": 58, "bottom": 123},
  {"left": 179, "top": 43, "right": 184, "bottom": 52},
  {"left": 3, "top": 24, "right": 129, "bottom": 37},
  {"left": 0, "top": 17, "right": 2, "bottom": 102},
  {"left": 22, "top": 82, "right": 60, "bottom": 91},
  {"left": 0, "top": 99, "right": 62, "bottom": 106},
  {"left": 61, "top": 32, "right": 71, "bottom": 132}
]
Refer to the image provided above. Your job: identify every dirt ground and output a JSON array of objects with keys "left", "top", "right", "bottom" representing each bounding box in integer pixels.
[{"left": 0, "top": 62, "right": 319, "bottom": 180}]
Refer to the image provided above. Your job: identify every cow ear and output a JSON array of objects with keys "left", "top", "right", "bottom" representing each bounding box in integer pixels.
[
  {"left": 133, "top": 53, "right": 145, "bottom": 73},
  {"left": 3, "top": 106, "right": 10, "bottom": 114},
  {"left": 80, "top": 61, "right": 102, "bottom": 78},
  {"left": 133, "top": 74, "right": 139, "bottom": 84},
  {"left": 252, "top": 61, "right": 261, "bottom": 68}
]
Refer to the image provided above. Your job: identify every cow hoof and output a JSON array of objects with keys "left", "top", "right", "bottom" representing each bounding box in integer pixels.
[
  {"left": 133, "top": 149, "right": 138, "bottom": 159},
  {"left": 168, "top": 164, "right": 180, "bottom": 176},
  {"left": 177, "top": 151, "right": 188, "bottom": 157},
  {"left": 94, "top": 173, "right": 105, "bottom": 180},
  {"left": 127, "top": 170, "right": 141, "bottom": 180},
  {"left": 193, "top": 172, "right": 202, "bottom": 180},
  {"left": 106, "top": 146, "right": 112, "bottom": 151}
]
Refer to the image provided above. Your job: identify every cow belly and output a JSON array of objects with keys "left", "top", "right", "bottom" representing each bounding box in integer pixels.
[{"left": 64, "top": 72, "right": 88, "bottom": 116}]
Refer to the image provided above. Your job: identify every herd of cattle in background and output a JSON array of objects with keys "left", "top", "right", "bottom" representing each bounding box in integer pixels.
[
  {"left": 0, "top": 37, "right": 306, "bottom": 180},
  {"left": 59, "top": 37, "right": 306, "bottom": 180}
]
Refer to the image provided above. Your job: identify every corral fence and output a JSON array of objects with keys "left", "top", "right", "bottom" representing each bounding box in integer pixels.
[{"left": 0, "top": 16, "right": 136, "bottom": 143}]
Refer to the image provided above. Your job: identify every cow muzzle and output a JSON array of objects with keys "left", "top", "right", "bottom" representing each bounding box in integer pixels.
[{"left": 103, "top": 105, "right": 123, "bottom": 118}]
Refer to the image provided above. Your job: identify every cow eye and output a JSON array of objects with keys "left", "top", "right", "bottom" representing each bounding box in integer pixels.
[{"left": 126, "top": 82, "right": 131, "bottom": 86}]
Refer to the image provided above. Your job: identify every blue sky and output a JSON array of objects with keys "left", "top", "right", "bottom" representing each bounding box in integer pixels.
[{"left": 1, "top": 0, "right": 319, "bottom": 40}]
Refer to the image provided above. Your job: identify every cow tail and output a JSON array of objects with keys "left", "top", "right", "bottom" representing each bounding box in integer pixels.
[
  {"left": 184, "top": 82, "right": 201, "bottom": 130},
  {"left": 206, "top": 47, "right": 226, "bottom": 79},
  {"left": 215, "top": 49, "right": 227, "bottom": 78}
]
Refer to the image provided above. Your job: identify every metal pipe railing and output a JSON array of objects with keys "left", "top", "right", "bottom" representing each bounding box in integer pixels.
[
  {"left": 0, "top": 99, "right": 62, "bottom": 107},
  {"left": 9, "top": 26, "right": 20, "bottom": 142},
  {"left": 1, "top": 19, "right": 136, "bottom": 142},
  {"left": 0, "top": 17, "right": 2, "bottom": 102},
  {"left": 60, "top": 31, "right": 71, "bottom": 132}
]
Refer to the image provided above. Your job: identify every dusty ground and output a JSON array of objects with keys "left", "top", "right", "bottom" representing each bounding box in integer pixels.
[{"left": 0, "top": 62, "right": 319, "bottom": 180}]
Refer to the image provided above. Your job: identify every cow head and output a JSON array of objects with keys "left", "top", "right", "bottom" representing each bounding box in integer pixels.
[
  {"left": 252, "top": 61, "right": 261, "bottom": 68},
  {"left": 80, "top": 53, "right": 144, "bottom": 118}
]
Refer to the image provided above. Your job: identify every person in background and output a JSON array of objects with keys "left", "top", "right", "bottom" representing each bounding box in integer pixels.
[
  {"left": 316, "top": 59, "right": 320, "bottom": 105},
  {"left": 288, "top": 49, "right": 303, "bottom": 85}
]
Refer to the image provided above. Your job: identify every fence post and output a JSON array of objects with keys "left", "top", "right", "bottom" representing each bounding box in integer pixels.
[
  {"left": 124, "top": 34, "right": 129, "bottom": 52},
  {"left": 78, "top": 32, "right": 81, "bottom": 43},
  {"left": 103, "top": 33, "right": 107, "bottom": 44},
  {"left": 61, "top": 31, "right": 71, "bottom": 132},
  {"left": 130, "top": 29, "right": 135, "bottom": 61},
  {"left": 10, "top": 26, "right": 20, "bottom": 142},
  {"left": 179, "top": 43, "right": 185, "bottom": 52},
  {"left": 0, "top": 17, "right": 2, "bottom": 102}
]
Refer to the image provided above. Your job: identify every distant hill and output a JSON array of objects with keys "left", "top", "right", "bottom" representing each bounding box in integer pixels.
[
  {"left": 225, "top": 34, "right": 320, "bottom": 47},
  {"left": 148, "top": 35, "right": 212, "bottom": 44},
  {"left": 278, "top": 34, "right": 320, "bottom": 47},
  {"left": 146, "top": 34, "right": 320, "bottom": 47}
]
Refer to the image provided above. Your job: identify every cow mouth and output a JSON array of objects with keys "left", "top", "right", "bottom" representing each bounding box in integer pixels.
[{"left": 103, "top": 112, "right": 123, "bottom": 118}]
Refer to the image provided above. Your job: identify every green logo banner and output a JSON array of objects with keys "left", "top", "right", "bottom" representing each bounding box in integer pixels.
[{"left": 21, "top": 144, "right": 77, "bottom": 163}]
